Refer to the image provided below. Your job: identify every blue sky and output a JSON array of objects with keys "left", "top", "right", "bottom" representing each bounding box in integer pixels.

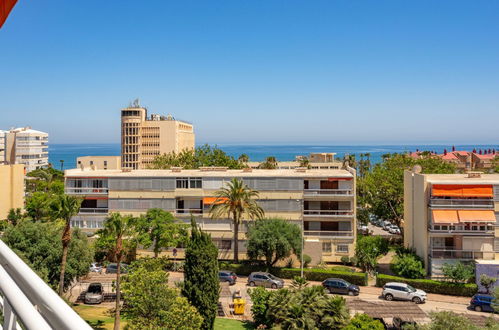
[{"left": 1, "top": 1, "right": 498, "bottom": 144}]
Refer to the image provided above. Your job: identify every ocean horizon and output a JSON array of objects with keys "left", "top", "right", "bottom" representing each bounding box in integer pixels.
[{"left": 48, "top": 143, "right": 499, "bottom": 171}]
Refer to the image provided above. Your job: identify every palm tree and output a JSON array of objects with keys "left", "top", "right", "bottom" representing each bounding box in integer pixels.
[
  {"left": 49, "top": 194, "right": 82, "bottom": 296},
  {"left": 97, "top": 213, "right": 138, "bottom": 330},
  {"left": 60, "top": 159, "right": 65, "bottom": 171},
  {"left": 209, "top": 178, "right": 264, "bottom": 262},
  {"left": 259, "top": 156, "right": 278, "bottom": 169}
]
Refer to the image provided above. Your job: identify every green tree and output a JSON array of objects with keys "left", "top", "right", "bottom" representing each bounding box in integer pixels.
[
  {"left": 121, "top": 258, "right": 202, "bottom": 329},
  {"left": 343, "top": 313, "right": 385, "bottom": 330},
  {"left": 182, "top": 218, "right": 220, "bottom": 330},
  {"left": 49, "top": 194, "right": 82, "bottom": 295},
  {"left": 150, "top": 144, "right": 242, "bottom": 169},
  {"left": 6, "top": 208, "right": 24, "bottom": 225},
  {"left": 2, "top": 221, "right": 93, "bottom": 290},
  {"left": 209, "top": 178, "right": 264, "bottom": 263},
  {"left": 355, "top": 236, "right": 389, "bottom": 275},
  {"left": 238, "top": 153, "right": 249, "bottom": 163},
  {"left": 358, "top": 153, "right": 455, "bottom": 228},
  {"left": 25, "top": 191, "right": 52, "bottom": 221},
  {"left": 138, "top": 208, "right": 188, "bottom": 258},
  {"left": 441, "top": 261, "right": 475, "bottom": 283},
  {"left": 390, "top": 248, "right": 425, "bottom": 279},
  {"left": 246, "top": 218, "right": 302, "bottom": 268},
  {"left": 480, "top": 274, "right": 497, "bottom": 294},
  {"left": 96, "top": 213, "right": 138, "bottom": 330},
  {"left": 259, "top": 156, "right": 278, "bottom": 169}
]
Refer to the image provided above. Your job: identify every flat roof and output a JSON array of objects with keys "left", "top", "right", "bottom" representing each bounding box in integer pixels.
[
  {"left": 65, "top": 168, "right": 354, "bottom": 178},
  {"left": 424, "top": 173, "right": 499, "bottom": 184}
]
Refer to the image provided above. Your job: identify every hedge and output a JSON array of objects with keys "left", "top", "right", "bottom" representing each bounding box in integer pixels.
[
  {"left": 375, "top": 274, "right": 477, "bottom": 297},
  {"left": 219, "top": 263, "right": 368, "bottom": 286}
]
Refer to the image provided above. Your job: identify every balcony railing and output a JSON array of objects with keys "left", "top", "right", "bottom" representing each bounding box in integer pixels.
[
  {"left": 65, "top": 187, "right": 109, "bottom": 195},
  {"left": 0, "top": 240, "right": 92, "bottom": 330},
  {"left": 303, "top": 189, "right": 353, "bottom": 196},
  {"left": 429, "top": 225, "right": 494, "bottom": 234},
  {"left": 430, "top": 249, "right": 493, "bottom": 260},
  {"left": 303, "top": 210, "right": 354, "bottom": 217},
  {"left": 304, "top": 230, "right": 353, "bottom": 238},
  {"left": 79, "top": 208, "right": 109, "bottom": 214},
  {"left": 176, "top": 208, "right": 203, "bottom": 215},
  {"left": 429, "top": 199, "right": 494, "bottom": 208}
]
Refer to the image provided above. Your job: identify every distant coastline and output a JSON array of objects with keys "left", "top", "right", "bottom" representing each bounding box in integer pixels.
[{"left": 48, "top": 143, "right": 499, "bottom": 171}]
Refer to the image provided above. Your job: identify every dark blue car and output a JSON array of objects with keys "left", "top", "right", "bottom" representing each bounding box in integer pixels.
[{"left": 470, "top": 294, "right": 498, "bottom": 313}]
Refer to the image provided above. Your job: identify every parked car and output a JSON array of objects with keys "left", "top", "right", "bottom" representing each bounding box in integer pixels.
[
  {"left": 248, "top": 272, "right": 284, "bottom": 289},
  {"left": 89, "top": 262, "right": 103, "bottom": 273},
  {"left": 393, "top": 317, "right": 417, "bottom": 329},
  {"left": 382, "top": 282, "right": 426, "bottom": 304},
  {"left": 470, "top": 294, "right": 499, "bottom": 312},
  {"left": 84, "top": 283, "right": 103, "bottom": 304},
  {"left": 382, "top": 221, "right": 392, "bottom": 231},
  {"left": 322, "top": 278, "right": 360, "bottom": 296},
  {"left": 388, "top": 226, "right": 401, "bottom": 235},
  {"left": 105, "top": 263, "right": 128, "bottom": 274},
  {"left": 219, "top": 270, "right": 237, "bottom": 285}
]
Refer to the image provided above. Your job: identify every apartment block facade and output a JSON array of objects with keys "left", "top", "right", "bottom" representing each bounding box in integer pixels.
[
  {"left": 1, "top": 127, "right": 49, "bottom": 172},
  {"left": 121, "top": 103, "right": 195, "bottom": 170},
  {"left": 404, "top": 170, "right": 499, "bottom": 277},
  {"left": 0, "top": 164, "right": 25, "bottom": 220},
  {"left": 65, "top": 167, "right": 356, "bottom": 263}
]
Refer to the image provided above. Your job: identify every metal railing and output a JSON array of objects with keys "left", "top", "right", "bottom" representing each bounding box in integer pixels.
[
  {"left": 79, "top": 208, "right": 109, "bottom": 214},
  {"left": 303, "top": 189, "right": 353, "bottom": 196},
  {"left": 429, "top": 198, "right": 494, "bottom": 208},
  {"left": 65, "top": 187, "right": 109, "bottom": 194},
  {"left": 428, "top": 225, "right": 494, "bottom": 234},
  {"left": 303, "top": 210, "right": 354, "bottom": 217},
  {"left": 0, "top": 240, "right": 92, "bottom": 330},
  {"left": 175, "top": 208, "right": 203, "bottom": 215},
  {"left": 430, "top": 249, "right": 493, "bottom": 260},
  {"left": 303, "top": 230, "right": 353, "bottom": 237}
]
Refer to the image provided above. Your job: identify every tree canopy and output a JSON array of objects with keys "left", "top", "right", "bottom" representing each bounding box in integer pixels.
[
  {"left": 246, "top": 218, "right": 302, "bottom": 268},
  {"left": 358, "top": 153, "right": 455, "bottom": 227},
  {"left": 149, "top": 144, "right": 243, "bottom": 169},
  {"left": 1, "top": 221, "right": 93, "bottom": 291},
  {"left": 355, "top": 235, "right": 389, "bottom": 275}
]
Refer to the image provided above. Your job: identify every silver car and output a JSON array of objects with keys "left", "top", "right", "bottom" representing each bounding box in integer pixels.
[
  {"left": 382, "top": 282, "right": 426, "bottom": 304},
  {"left": 248, "top": 272, "right": 284, "bottom": 289},
  {"left": 84, "top": 283, "right": 104, "bottom": 304}
]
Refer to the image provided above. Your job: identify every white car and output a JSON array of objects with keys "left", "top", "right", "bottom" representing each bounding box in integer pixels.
[
  {"left": 89, "top": 263, "right": 103, "bottom": 273},
  {"left": 388, "top": 226, "right": 401, "bottom": 235},
  {"left": 382, "top": 282, "right": 426, "bottom": 304}
]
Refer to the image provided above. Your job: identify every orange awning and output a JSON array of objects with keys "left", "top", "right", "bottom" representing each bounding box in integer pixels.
[
  {"left": 432, "top": 210, "right": 459, "bottom": 224},
  {"left": 432, "top": 185, "right": 493, "bottom": 198},
  {"left": 457, "top": 210, "right": 496, "bottom": 222},
  {"left": 203, "top": 197, "right": 228, "bottom": 205}
]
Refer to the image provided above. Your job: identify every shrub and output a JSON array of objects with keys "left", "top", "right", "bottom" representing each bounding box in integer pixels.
[
  {"left": 279, "top": 268, "right": 368, "bottom": 286},
  {"left": 248, "top": 287, "right": 272, "bottom": 327},
  {"left": 376, "top": 274, "right": 477, "bottom": 297},
  {"left": 344, "top": 313, "right": 384, "bottom": 330},
  {"left": 302, "top": 254, "right": 312, "bottom": 268},
  {"left": 479, "top": 274, "right": 496, "bottom": 294},
  {"left": 442, "top": 261, "right": 475, "bottom": 283},
  {"left": 390, "top": 254, "right": 425, "bottom": 279},
  {"left": 341, "top": 256, "right": 350, "bottom": 266}
]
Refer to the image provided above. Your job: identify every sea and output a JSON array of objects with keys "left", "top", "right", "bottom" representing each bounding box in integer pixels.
[{"left": 49, "top": 144, "right": 499, "bottom": 171}]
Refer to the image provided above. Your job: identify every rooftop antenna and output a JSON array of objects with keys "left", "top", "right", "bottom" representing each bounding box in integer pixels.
[{"left": 132, "top": 98, "right": 140, "bottom": 108}]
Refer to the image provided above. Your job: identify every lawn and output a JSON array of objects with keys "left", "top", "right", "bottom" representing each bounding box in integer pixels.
[
  {"left": 72, "top": 304, "right": 127, "bottom": 330},
  {"left": 215, "top": 318, "right": 255, "bottom": 330}
]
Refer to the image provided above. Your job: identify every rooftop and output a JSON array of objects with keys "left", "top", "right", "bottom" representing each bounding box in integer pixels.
[
  {"left": 423, "top": 173, "right": 499, "bottom": 184},
  {"left": 65, "top": 167, "right": 354, "bottom": 178}
]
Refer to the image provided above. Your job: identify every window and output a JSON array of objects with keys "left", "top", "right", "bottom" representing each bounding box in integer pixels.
[
  {"left": 322, "top": 242, "right": 332, "bottom": 253},
  {"left": 176, "top": 178, "right": 188, "bottom": 189},
  {"left": 189, "top": 177, "right": 202, "bottom": 188},
  {"left": 336, "top": 244, "right": 349, "bottom": 253},
  {"left": 218, "top": 240, "right": 231, "bottom": 250}
]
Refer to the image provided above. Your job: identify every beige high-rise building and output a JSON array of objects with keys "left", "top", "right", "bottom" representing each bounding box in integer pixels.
[
  {"left": 0, "top": 130, "right": 6, "bottom": 164},
  {"left": 0, "top": 164, "right": 25, "bottom": 220},
  {"left": 64, "top": 166, "right": 357, "bottom": 264},
  {"left": 3, "top": 127, "right": 49, "bottom": 172},
  {"left": 404, "top": 170, "right": 499, "bottom": 277},
  {"left": 121, "top": 100, "right": 195, "bottom": 170}
]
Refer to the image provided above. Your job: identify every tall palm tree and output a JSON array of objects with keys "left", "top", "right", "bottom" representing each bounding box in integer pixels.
[
  {"left": 50, "top": 194, "right": 82, "bottom": 296},
  {"left": 97, "top": 213, "right": 138, "bottom": 330},
  {"left": 209, "top": 178, "right": 264, "bottom": 262}
]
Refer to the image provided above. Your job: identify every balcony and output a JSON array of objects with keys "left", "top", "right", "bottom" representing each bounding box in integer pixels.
[
  {"left": 303, "top": 230, "right": 353, "bottom": 238},
  {"left": 428, "top": 224, "right": 494, "bottom": 235},
  {"left": 79, "top": 208, "right": 109, "bottom": 214},
  {"left": 303, "top": 210, "right": 354, "bottom": 217},
  {"left": 430, "top": 249, "right": 494, "bottom": 260},
  {"left": 303, "top": 189, "right": 353, "bottom": 197},
  {"left": 65, "top": 187, "right": 109, "bottom": 195},
  {"left": 429, "top": 198, "right": 494, "bottom": 208},
  {"left": 175, "top": 208, "right": 203, "bottom": 216}
]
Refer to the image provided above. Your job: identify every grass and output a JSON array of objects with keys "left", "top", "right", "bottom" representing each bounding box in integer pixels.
[
  {"left": 72, "top": 304, "right": 127, "bottom": 330},
  {"left": 215, "top": 318, "right": 255, "bottom": 330}
]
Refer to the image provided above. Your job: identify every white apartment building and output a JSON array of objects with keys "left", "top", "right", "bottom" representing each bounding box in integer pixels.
[{"left": 4, "top": 127, "right": 49, "bottom": 172}]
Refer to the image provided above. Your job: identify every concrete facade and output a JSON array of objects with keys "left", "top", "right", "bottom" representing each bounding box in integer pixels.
[
  {"left": 404, "top": 170, "right": 499, "bottom": 277},
  {"left": 76, "top": 156, "right": 121, "bottom": 170},
  {"left": 121, "top": 102, "right": 195, "bottom": 170},
  {"left": 0, "top": 164, "right": 25, "bottom": 220},
  {"left": 2, "top": 127, "right": 49, "bottom": 172},
  {"left": 65, "top": 166, "right": 357, "bottom": 263}
]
